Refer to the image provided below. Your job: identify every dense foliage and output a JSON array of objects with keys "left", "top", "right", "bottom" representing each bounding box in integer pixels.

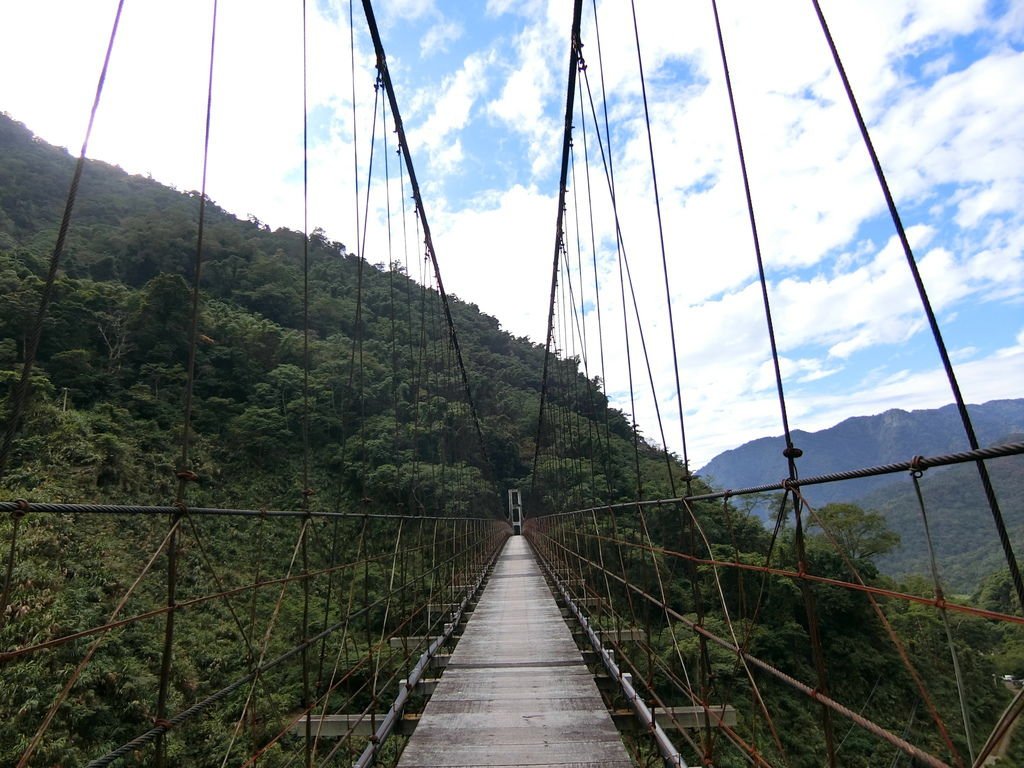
[
  {"left": 0, "top": 112, "right": 656, "bottom": 514},
  {"left": 870, "top": 454, "right": 1024, "bottom": 594},
  {"left": 530, "top": 498, "right": 1023, "bottom": 767}
]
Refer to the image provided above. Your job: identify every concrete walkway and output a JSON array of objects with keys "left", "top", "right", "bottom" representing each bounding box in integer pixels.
[{"left": 397, "top": 536, "right": 632, "bottom": 767}]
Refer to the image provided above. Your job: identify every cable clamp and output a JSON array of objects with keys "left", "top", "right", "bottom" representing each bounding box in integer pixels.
[
  {"left": 153, "top": 717, "right": 174, "bottom": 730},
  {"left": 13, "top": 499, "right": 30, "bottom": 519},
  {"left": 783, "top": 446, "right": 803, "bottom": 459},
  {"left": 176, "top": 469, "right": 199, "bottom": 482},
  {"left": 909, "top": 455, "right": 925, "bottom": 478}
]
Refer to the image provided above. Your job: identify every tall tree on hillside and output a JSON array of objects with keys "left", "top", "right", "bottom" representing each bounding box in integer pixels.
[{"left": 808, "top": 502, "right": 900, "bottom": 561}]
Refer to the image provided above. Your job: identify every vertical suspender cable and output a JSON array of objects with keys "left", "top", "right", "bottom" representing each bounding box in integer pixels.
[
  {"left": 627, "top": 0, "right": 692, "bottom": 487},
  {"left": 708, "top": 1, "right": 836, "bottom": 763},
  {"left": 156, "top": 3, "right": 219, "bottom": 764},
  {"left": 574, "top": 56, "right": 683, "bottom": 500},
  {"left": 360, "top": 0, "right": 492, "bottom": 478},
  {"left": 911, "top": 471, "right": 975, "bottom": 761},
  {"left": 578, "top": 76, "right": 614, "bottom": 502},
  {"left": 299, "top": 2, "right": 313, "bottom": 766},
  {"left": 627, "top": 6, "right": 713, "bottom": 741},
  {"left": 808, "top": 0, "right": 1023, "bottom": 614},
  {"left": 531, "top": 0, "right": 584, "bottom": 497},
  {"left": 0, "top": 2, "right": 126, "bottom": 478},
  {"left": 588, "top": 0, "right": 618, "bottom": 503}
]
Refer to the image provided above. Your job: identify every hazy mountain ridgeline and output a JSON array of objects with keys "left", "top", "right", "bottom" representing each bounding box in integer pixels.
[
  {"left": 2, "top": 113, "right": 1023, "bottom": 766},
  {"left": 697, "top": 400, "right": 1024, "bottom": 592},
  {"left": 698, "top": 400, "right": 1024, "bottom": 499}
]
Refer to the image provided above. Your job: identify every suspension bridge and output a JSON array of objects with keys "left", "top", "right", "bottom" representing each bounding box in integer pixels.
[{"left": 1, "top": 1, "right": 1023, "bottom": 767}]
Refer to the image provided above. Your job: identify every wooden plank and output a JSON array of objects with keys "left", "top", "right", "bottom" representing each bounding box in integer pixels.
[
  {"left": 389, "top": 635, "right": 442, "bottom": 649},
  {"left": 429, "top": 603, "right": 476, "bottom": 613},
  {"left": 292, "top": 713, "right": 419, "bottom": 737},
  {"left": 559, "top": 596, "right": 604, "bottom": 606},
  {"left": 571, "top": 626, "right": 647, "bottom": 643},
  {"left": 396, "top": 537, "right": 632, "bottom": 768},
  {"left": 612, "top": 705, "right": 737, "bottom": 731},
  {"left": 428, "top": 654, "right": 451, "bottom": 670}
]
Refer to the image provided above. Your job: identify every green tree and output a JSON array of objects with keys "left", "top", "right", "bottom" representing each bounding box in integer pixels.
[{"left": 807, "top": 502, "right": 900, "bottom": 561}]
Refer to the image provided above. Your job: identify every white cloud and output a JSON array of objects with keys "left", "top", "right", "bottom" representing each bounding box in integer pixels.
[
  {"left": 420, "top": 19, "right": 463, "bottom": 56},
  {"left": 485, "top": 0, "right": 545, "bottom": 20},
  {"left": 379, "top": 0, "right": 435, "bottom": 23},
  {"left": 408, "top": 51, "right": 493, "bottom": 173},
  {"left": 433, "top": 183, "right": 555, "bottom": 340},
  {"left": 484, "top": 5, "right": 573, "bottom": 180}
]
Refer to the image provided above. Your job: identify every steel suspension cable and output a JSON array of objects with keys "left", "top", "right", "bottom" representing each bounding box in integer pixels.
[
  {"left": 794, "top": 487, "right": 962, "bottom": 765},
  {"left": 574, "top": 59, "right": 686, "bottom": 497},
  {"left": 154, "top": 5, "right": 222, "bottom": 761},
  {"left": 562, "top": 519, "right": 1024, "bottom": 627},
  {"left": 300, "top": 3, "right": 314, "bottom": 763},
  {"left": 89, "top": 528, "right": 492, "bottom": 768},
  {"left": 807, "top": 0, "right": 1023, "bottom": 614},
  {"left": 0, "top": 0, "right": 126, "bottom": 635},
  {"left": 578, "top": 74, "right": 614, "bottom": 502},
  {"left": 0, "top": 1, "right": 126, "bottom": 479},
  {"left": 532, "top": 0, "right": 584, "bottom": 500},
  {"left": 532, "top": 520, "right": 953, "bottom": 768},
  {"left": 628, "top": 0, "right": 693, "bottom": 487},
  {"left": 16, "top": 519, "right": 182, "bottom": 767},
  {"left": 910, "top": 471, "right": 975, "bottom": 761},
  {"left": 560, "top": 205, "right": 604, "bottom": 507},
  {"left": 708, "top": 3, "right": 836, "bottom": 760},
  {"left": 360, "top": 0, "right": 492, "bottom": 478}
]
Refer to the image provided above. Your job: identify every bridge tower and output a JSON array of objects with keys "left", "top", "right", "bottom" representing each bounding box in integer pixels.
[{"left": 507, "top": 487, "right": 523, "bottom": 535}]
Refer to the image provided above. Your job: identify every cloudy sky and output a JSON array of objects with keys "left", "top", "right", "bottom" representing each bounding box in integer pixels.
[{"left": 1, "top": 0, "right": 1022, "bottom": 468}]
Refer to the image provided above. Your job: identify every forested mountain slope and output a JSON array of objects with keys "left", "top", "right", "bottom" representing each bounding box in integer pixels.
[
  {"left": 869, "top": 448, "right": 1024, "bottom": 593},
  {"left": 0, "top": 112, "right": 676, "bottom": 513}
]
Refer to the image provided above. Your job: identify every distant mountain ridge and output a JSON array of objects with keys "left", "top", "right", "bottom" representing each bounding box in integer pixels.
[
  {"left": 697, "top": 399, "right": 1024, "bottom": 505},
  {"left": 698, "top": 399, "right": 1024, "bottom": 592}
]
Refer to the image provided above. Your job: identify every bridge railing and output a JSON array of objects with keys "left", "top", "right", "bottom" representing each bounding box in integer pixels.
[
  {"left": 525, "top": 442, "right": 1024, "bottom": 768},
  {"left": 0, "top": 501, "right": 507, "bottom": 766}
]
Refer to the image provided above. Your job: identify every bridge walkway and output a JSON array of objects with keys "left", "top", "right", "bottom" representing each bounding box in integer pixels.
[{"left": 397, "top": 536, "right": 632, "bottom": 767}]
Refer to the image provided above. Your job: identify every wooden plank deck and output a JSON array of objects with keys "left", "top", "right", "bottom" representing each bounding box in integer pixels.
[{"left": 397, "top": 536, "right": 633, "bottom": 768}]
